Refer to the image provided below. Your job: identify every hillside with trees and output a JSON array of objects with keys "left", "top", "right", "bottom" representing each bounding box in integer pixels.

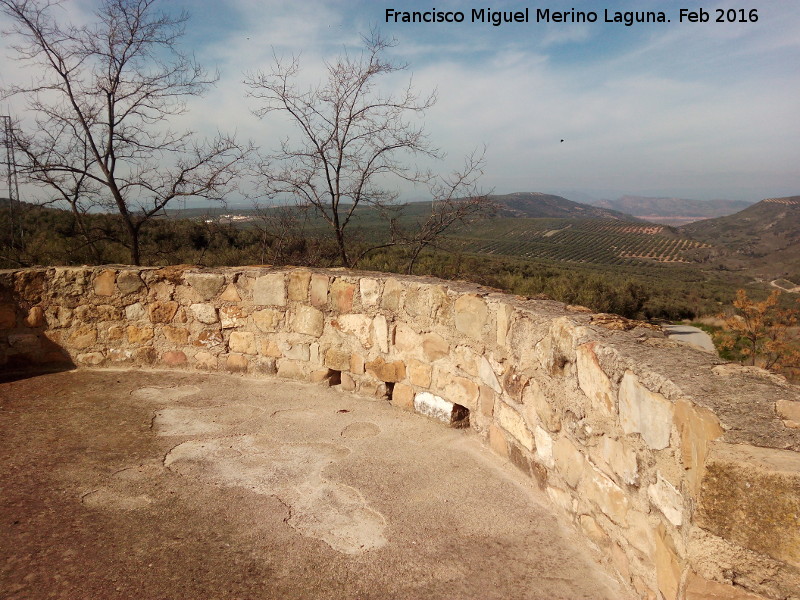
[{"left": 681, "top": 196, "right": 800, "bottom": 280}]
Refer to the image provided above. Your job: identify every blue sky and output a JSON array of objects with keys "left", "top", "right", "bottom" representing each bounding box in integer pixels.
[{"left": 2, "top": 0, "right": 799, "bottom": 202}]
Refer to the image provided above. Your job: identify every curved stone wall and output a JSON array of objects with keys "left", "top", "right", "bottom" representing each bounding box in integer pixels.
[{"left": 1, "top": 265, "right": 798, "bottom": 600}]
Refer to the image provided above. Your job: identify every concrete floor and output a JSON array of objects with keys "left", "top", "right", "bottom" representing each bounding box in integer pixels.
[{"left": 0, "top": 369, "right": 632, "bottom": 600}]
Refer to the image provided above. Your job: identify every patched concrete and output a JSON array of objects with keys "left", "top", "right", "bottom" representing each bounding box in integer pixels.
[{"left": 0, "top": 369, "right": 632, "bottom": 600}]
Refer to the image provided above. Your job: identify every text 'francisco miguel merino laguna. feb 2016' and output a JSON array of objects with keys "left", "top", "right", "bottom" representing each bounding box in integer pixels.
[{"left": 384, "top": 7, "right": 760, "bottom": 27}]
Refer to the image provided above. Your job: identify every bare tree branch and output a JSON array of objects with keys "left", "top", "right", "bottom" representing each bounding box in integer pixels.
[
  {"left": 1, "top": 0, "right": 252, "bottom": 264},
  {"left": 245, "top": 32, "right": 441, "bottom": 268}
]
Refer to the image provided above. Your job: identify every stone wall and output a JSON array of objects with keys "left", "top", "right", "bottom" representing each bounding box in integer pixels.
[{"left": 1, "top": 265, "right": 798, "bottom": 600}]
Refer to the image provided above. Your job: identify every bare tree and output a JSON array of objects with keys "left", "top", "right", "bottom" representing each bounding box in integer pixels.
[
  {"left": 395, "top": 148, "right": 496, "bottom": 274},
  {"left": 0, "top": 0, "right": 251, "bottom": 265},
  {"left": 245, "top": 34, "right": 444, "bottom": 268}
]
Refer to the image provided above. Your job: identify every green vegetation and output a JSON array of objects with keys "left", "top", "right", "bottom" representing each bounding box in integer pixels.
[
  {"left": 0, "top": 200, "right": 761, "bottom": 321},
  {"left": 712, "top": 289, "right": 800, "bottom": 381},
  {"left": 452, "top": 218, "right": 708, "bottom": 266}
]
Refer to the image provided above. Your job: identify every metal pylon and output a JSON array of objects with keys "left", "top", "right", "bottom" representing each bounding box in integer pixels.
[{"left": 2, "top": 115, "right": 22, "bottom": 249}]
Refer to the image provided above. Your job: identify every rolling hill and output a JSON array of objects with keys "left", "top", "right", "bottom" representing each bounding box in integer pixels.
[
  {"left": 491, "top": 192, "right": 637, "bottom": 220},
  {"left": 587, "top": 195, "right": 753, "bottom": 225},
  {"left": 680, "top": 196, "right": 800, "bottom": 279}
]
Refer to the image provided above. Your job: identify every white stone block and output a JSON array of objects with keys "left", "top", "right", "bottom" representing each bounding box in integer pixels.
[
  {"left": 648, "top": 472, "right": 684, "bottom": 527},
  {"left": 359, "top": 278, "right": 380, "bottom": 306},
  {"left": 414, "top": 392, "right": 468, "bottom": 426},
  {"left": 618, "top": 371, "right": 674, "bottom": 450},
  {"left": 253, "top": 273, "right": 286, "bottom": 306},
  {"left": 190, "top": 303, "right": 218, "bottom": 324},
  {"left": 372, "top": 314, "right": 389, "bottom": 353},
  {"left": 534, "top": 426, "right": 555, "bottom": 468},
  {"left": 478, "top": 355, "right": 502, "bottom": 393}
]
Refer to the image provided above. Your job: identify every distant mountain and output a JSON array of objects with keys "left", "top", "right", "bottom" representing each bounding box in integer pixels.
[
  {"left": 491, "top": 192, "right": 637, "bottom": 221},
  {"left": 680, "top": 196, "right": 800, "bottom": 277},
  {"left": 586, "top": 195, "right": 753, "bottom": 226}
]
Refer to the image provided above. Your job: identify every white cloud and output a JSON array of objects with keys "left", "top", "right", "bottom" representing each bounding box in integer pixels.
[{"left": 2, "top": 0, "right": 798, "bottom": 202}]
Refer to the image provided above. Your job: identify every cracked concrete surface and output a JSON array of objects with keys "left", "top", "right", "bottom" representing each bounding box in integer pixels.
[{"left": 0, "top": 369, "right": 633, "bottom": 599}]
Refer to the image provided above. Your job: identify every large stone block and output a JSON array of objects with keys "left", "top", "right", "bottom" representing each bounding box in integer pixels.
[
  {"left": 523, "top": 380, "right": 561, "bottom": 433},
  {"left": 441, "top": 375, "right": 479, "bottom": 411},
  {"left": 287, "top": 270, "right": 311, "bottom": 301},
  {"left": 488, "top": 423, "right": 509, "bottom": 457},
  {"left": 696, "top": 442, "right": 800, "bottom": 568},
  {"left": 391, "top": 382, "right": 415, "bottom": 410},
  {"left": 365, "top": 357, "right": 406, "bottom": 382},
  {"left": 577, "top": 342, "right": 615, "bottom": 413},
  {"left": 310, "top": 274, "right": 329, "bottom": 307},
  {"left": 381, "top": 278, "right": 403, "bottom": 312},
  {"left": 648, "top": 472, "right": 684, "bottom": 527},
  {"left": 684, "top": 572, "right": 767, "bottom": 600},
  {"left": 162, "top": 351, "right": 188, "bottom": 366},
  {"left": 625, "top": 510, "right": 655, "bottom": 558},
  {"left": 281, "top": 342, "right": 309, "bottom": 361},
  {"left": 117, "top": 270, "right": 145, "bottom": 295},
  {"left": 534, "top": 426, "right": 554, "bottom": 468},
  {"left": 226, "top": 353, "right": 249, "bottom": 373},
  {"left": 422, "top": 332, "right": 449, "bottom": 361},
  {"left": 495, "top": 303, "right": 513, "bottom": 347},
  {"left": 259, "top": 339, "right": 282, "bottom": 358},
  {"left": 674, "top": 398, "right": 724, "bottom": 494},
  {"left": 349, "top": 353, "right": 365, "bottom": 374},
  {"left": 394, "top": 322, "right": 421, "bottom": 352},
  {"left": 229, "top": 331, "right": 257, "bottom": 355},
  {"left": 597, "top": 436, "right": 638, "bottom": 486},
  {"left": 93, "top": 269, "right": 116, "bottom": 296},
  {"left": 127, "top": 325, "right": 154, "bottom": 344},
  {"left": 359, "top": 278, "right": 380, "bottom": 306},
  {"left": 25, "top": 306, "right": 45, "bottom": 328},
  {"left": 414, "top": 391, "right": 469, "bottom": 427},
  {"left": 125, "top": 303, "right": 146, "bottom": 321},
  {"left": 277, "top": 359, "right": 306, "bottom": 379},
  {"left": 655, "top": 525, "right": 682, "bottom": 600},
  {"left": 193, "top": 351, "right": 217, "bottom": 370},
  {"left": 325, "top": 348, "right": 351, "bottom": 371},
  {"left": 454, "top": 294, "right": 488, "bottom": 341},
  {"left": 333, "top": 314, "right": 371, "bottom": 346},
  {"left": 554, "top": 436, "right": 586, "bottom": 488},
  {"left": 578, "top": 462, "right": 629, "bottom": 525},
  {"left": 219, "top": 283, "right": 240, "bottom": 302},
  {"left": 185, "top": 273, "right": 225, "bottom": 300},
  {"left": 403, "top": 284, "right": 431, "bottom": 318},
  {"left": 193, "top": 329, "right": 223, "bottom": 348},
  {"left": 496, "top": 401, "right": 534, "bottom": 451},
  {"left": 219, "top": 305, "right": 247, "bottom": 329},
  {"left": 148, "top": 301, "right": 178, "bottom": 324},
  {"left": 329, "top": 279, "right": 355, "bottom": 312},
  {"left": 252, "top": 309, "right": 282, "bottom": 333},
  {"left": 0, "top": 304, "right": 16, "bottom": 329},
  {"left": 253, "top": 273, "right": 286, "bottom": 306},
  {"left": 618, "top": 370, "right": 674, "bottom": 450},
  {"left": 407, "top": 359, "right": 432, "bottom": 387},
  {"left": 291, "top": 306, "right": 324, "bottom": 337},
  {"left": 371, "top": 315, "right": 388, "bottom": 353},
  {"left": 68, "top": 326, "right": 97, "bottom": 349},
  {"left": 162, "top": 325, "right": 189, "bottom": 344},
  {"left": 74, "top": 304, "right": 122, "bottom": 323},
  {"left": 190, "top": 303, "right": 218, "bottom": 325},
  {"left": 76, "top": 352, "right": 104, "bottom": 366},
  {"left": 478, "top": 355, "right": 502, "bottom": 393}
]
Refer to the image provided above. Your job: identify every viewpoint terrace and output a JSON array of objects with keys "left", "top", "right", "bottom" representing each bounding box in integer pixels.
[{"left": 1, "top": 265, "right": 798, "bottom": 600}]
